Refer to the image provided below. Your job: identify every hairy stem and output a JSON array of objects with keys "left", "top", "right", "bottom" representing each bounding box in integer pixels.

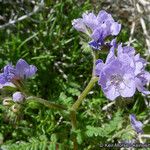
[
  {"left": 70, "top": 50, "right": 98, "bottom": 150},
  {"left": 70, "top": 77, "right": 98, "bottom": 150},
  {"left": 27, "top": 96, "right": 67, "bottom": 110},
  {"left": 91, "top": 51, "right": 98, "bottom": 77},
  {"left": 70, "top": 109, "right": 78, "bottom": 150},
  {"left": 71, "top": 76, "right": 98, "bottom": 111}
]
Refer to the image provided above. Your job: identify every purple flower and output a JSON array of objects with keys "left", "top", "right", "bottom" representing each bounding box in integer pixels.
[
  {"left": 12, "top": 91, "right": 25, "bottom": 103},
  {"left": 117, "top": 44, "right": 150, "bottom": 95},
  {"left": 0, "top": 59, "right": 37, "bottom": 88},
  {"left": 72, "top": 10, "right": 121, "bottom": 50},
  {"left": 82, "top": 12, "right": 99, "bottom": 30},
  {"left": 95, "top": 43, "right": 150, "bottom": 100},
  {"left": 15, "top": 59, "right": 37, "bottom": 79},
  {"left": 129, "top": 114, "right": 143, "bottom": 134},
  {"left": 0, "top": 65, "right": 15, "bottom": 82},
  {"left": 89, "top": 40, "right": 102, "bottom": 50},
  {"left": 72, "top": 18, "right": 88, "bottom": 33},
  {"left": 96, "top": 58, "right": 136, "bottom": 100}
]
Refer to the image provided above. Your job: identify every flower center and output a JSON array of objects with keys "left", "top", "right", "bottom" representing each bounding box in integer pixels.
[{"left": 110, "top": 74, "right": 122, "bottom": 85}]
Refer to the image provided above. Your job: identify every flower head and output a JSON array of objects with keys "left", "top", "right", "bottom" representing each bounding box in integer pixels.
[
  {"left": 96, "top": 58, "right": 136, "bottom": 100},
  {"left": 15, "top": 59, "right": 37, "bottom": 79},
  {"left": 129, "top": 114, "right": 143, "bottom": 134},
  {"left": 72, "top": 10, "right": 121, "bottom": 50},
  {"left": 0, "top": 59, "right": 37, "bottom": 88},
  {"left": 96, "top": 43, "right": 150, "bottom": 100}
]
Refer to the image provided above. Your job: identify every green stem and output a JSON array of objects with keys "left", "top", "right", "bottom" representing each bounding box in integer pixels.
[
  {"left": 91, "top": 51, "right": 98, "bottom": 77},
  {"left": 26, "top": 96, "right": 67, "bottom": 110},
  {"left": 70, "top": 50, "right": 98, "bottom": 150},
  {"left": 71, "top": 77, "right": 98, "bottom": 111},
  {"left": 70, "top": 109, "right": 78, "bottom": 150},
  {"left": 70, "top": 109, "right": 77, "bottom": 129},
  {"left": 70, "top": 77, "right": 98, "bottom": 150}
]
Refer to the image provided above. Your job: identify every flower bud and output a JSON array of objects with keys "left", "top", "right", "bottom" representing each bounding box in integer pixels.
[
  {"left": 11, "top": 104, "right": 21, "bottom": 113},
  {"left": 3, "top": 98, "right": 12, "bottom": 106},
  {"left": 72, "top": 18, "right": 88, "bottom": 33},
  {"left": 12, "top": 92, "right": 25, "bottom": 103}
]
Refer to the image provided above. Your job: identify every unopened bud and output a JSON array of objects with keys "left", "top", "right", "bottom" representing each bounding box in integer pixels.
[
  {"left": 11, "top": 104, "right": 21, "bottom": 113},
  {"left": 12, "top": 92, "right": 25, "bottom": 103},
  {"left": 3, "top": 98, "right": 12, "bottom": 106}
]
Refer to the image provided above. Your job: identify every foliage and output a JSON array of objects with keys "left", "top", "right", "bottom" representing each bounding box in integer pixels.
[
  {"left": 1, "top": 135, "right": 65, "bottom": 150},
  {"left": 86, "top": 110, "right": 123, "bottom": 138}
]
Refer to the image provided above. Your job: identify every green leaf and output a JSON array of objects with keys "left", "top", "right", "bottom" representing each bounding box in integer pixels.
[{"left": 86, "top": 110, "right": 123, "bottom": 138}]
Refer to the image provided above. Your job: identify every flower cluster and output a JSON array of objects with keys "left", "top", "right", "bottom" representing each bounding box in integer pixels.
[
  {"left": 72, "top": 10, "right": 150, "bottom": 101},
  {"left": 72, "top": 9, "right": 149, "bottom": 141},
  {"left": 0, "top": 59, "right": 37, "bottom": 111},
  {"left": 0, "top": 59, "right": 37, "bottom": 88},
  {"left": 95, "top": 43, "right": 150, "bottom": 100},
  {"left": 72, "top": 10, "right": 121, "bottom": 50}
]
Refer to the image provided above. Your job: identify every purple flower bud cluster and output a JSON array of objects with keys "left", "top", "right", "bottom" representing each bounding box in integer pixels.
[
  {"left": 72, "top": 10, "right": 121, "bottom": 50},
  {"left": 95, "top": 42, "right": 150, "bottom": 100},
  {"left": 0, "top": 59, "right": 37, "bottom": 88},
  {"left": 129, "top": 114, "right": 143, "bottom": 134}
]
